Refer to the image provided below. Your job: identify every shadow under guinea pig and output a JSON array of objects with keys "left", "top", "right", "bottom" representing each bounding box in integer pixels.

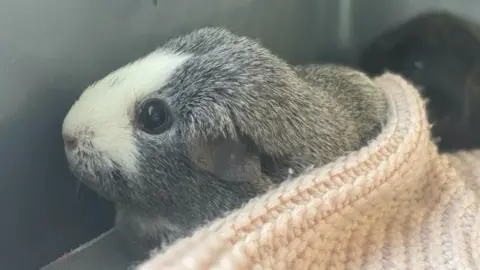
[{"left": 358, "top": 10, "right": 480, "bottom": 152}]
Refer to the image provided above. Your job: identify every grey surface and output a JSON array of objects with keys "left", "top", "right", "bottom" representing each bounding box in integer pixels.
[
  {"left": 41, "top": 230, "right": 133, "bottom": 270},
  {"left": 1, "top": 0, "right": 479, "bottom": 269}
]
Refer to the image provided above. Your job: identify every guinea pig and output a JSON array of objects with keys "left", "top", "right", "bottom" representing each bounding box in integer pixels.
[
  {"left": 62, "top": 27, "right": 388, "bottom": 260},
  {"left": 358, "top": 11, "right": 480, "bottom": 152}
]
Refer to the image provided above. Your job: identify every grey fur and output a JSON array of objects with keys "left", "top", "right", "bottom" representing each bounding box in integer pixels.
[{"left": 65, "top": 27, "right": 388, "bottom": 260}]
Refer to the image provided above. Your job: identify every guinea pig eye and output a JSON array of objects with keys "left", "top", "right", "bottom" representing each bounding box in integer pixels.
[
  {"left": 136, "top": 98, "right": 173, "bottom": 134},
  {"left": 413, "top": 60, "right": 424, "bottom": 70}
]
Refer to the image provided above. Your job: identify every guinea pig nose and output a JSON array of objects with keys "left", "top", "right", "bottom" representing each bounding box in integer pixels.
[{"left": 63, "top": 134, "right": 78, "bottom": 151}]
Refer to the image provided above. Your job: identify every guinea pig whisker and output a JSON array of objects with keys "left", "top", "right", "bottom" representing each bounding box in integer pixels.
[{"left": 72, "top": 162, "right": 85, "bottom": 200}]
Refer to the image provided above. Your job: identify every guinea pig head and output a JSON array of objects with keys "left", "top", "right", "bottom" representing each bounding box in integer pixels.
[
  {"left": 61, "top": 28, "right": 295, "bottom": 212},
  {"left": 359, "top": 11, "right": 480, "bottom": 150}
]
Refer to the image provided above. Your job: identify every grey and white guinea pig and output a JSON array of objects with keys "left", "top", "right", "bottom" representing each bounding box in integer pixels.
[
  {"left": 359, "top": 11, "right": 480, "bottom": 152},
  {"left": 62, "top": 27, "right": 388, "bottom": 259}
]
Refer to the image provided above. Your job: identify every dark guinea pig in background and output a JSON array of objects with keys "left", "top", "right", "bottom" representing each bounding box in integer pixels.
[{"left": 358, "top": 11, "right": 480, "bottom": 152}]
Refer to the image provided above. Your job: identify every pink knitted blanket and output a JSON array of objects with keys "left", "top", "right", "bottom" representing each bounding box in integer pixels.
[{"left": 137, "top": 73, "right": 480, "bottom": 270}]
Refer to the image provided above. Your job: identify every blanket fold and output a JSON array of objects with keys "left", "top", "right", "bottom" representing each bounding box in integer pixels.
[{"left": 138, "top": 73, "right": 480, "bottom": 270}]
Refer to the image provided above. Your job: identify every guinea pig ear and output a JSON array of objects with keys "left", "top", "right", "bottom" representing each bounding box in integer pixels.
[
  {"left": 359, "top": 31, "right": 409, "bottom": 74},
  {"left": 188, "top": 135, "right": 263, "bottom": 183}
]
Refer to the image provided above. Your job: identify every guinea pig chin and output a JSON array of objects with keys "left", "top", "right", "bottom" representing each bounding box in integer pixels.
[{"left": 62, "top": 134, "right": 135, "bottom": 199}]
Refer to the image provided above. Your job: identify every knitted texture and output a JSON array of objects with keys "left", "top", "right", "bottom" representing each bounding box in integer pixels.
[{"left": 137, "top": 73, "right": 480, "bottom": 270}]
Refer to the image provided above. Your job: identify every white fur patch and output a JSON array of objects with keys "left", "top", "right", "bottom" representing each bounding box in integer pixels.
[{"left": 62, "top": 50, "right": 192, "bottom": 173}]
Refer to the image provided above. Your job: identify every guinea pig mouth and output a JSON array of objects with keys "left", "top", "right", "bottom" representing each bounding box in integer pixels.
[
  {"left": 66, "top": 149, "right": 119, "bottom": 195},
  {"left": 68, "top": 152, "right": 100, "bottom": 181}
]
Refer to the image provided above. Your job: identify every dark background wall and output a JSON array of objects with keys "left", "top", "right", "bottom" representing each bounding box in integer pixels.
[{"left": 0, "top": 0, "right": 477, "bottom": 269}]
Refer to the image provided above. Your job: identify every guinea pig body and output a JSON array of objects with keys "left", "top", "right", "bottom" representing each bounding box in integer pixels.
[
  {"left": 359, "top": 11, "right": 480, "bottom": 151},
  {"left": 62, "top": 27, "right": 387, "bottom": 259}
]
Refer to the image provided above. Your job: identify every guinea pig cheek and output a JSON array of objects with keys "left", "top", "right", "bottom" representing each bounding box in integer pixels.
[{"left": 90, "top": 127, "right": 141, "bottom": 174}]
